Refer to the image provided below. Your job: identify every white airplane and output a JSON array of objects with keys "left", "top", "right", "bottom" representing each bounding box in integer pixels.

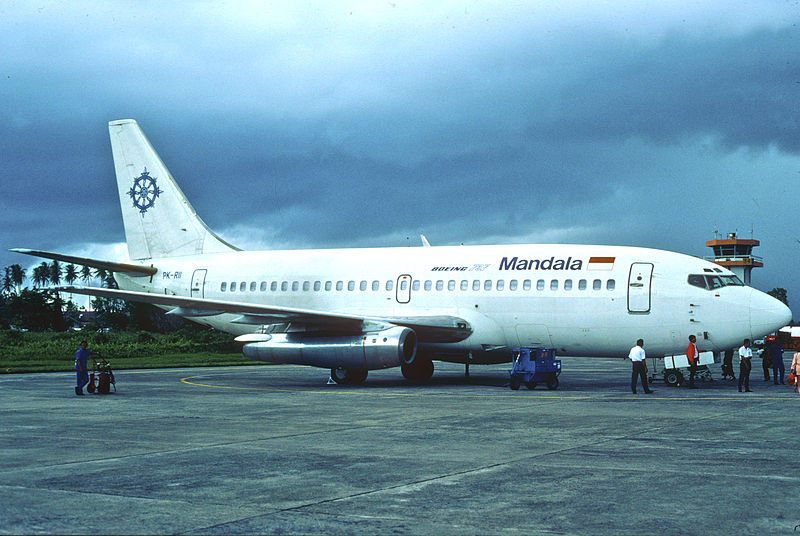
[{"left": 13, "top": 119, "right": 792, "bottom": 383}]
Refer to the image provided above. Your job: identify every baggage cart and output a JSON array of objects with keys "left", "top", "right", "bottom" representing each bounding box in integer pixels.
[
  {"left": 648, "top": 351, "right": 714, "bottom": 387},
  {"left": 509, "top": 347, "right": 561, "bottom": 390},
  {"left": 87, "top": 358, "right": 116, "bottom": 394}
]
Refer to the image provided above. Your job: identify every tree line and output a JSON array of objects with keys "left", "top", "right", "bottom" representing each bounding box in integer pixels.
[{"left": 1, "top": 261, "right": 181, "bottom": 333}]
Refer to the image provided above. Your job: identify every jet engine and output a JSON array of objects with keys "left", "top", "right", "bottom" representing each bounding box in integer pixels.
[{"left": 241, "top": 326, "right": 417, "bottom": 370}]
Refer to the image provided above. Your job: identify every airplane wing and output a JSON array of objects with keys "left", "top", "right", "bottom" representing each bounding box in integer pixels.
[
  {"left": 10, "top": 249, "right": 157, "bottom": 277},
  {"left": 59, "top": 286, "right": 472, "bottom": 343}
]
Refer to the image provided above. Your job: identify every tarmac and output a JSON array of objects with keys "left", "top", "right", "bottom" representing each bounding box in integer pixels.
[{"left": 1, "top": 355, "right": 798, "bottom": 535}]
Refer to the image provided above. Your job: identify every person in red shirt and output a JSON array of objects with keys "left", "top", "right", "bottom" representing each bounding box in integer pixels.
[{"left": 685, "top": 335, "right": 699, "bottom": 388}]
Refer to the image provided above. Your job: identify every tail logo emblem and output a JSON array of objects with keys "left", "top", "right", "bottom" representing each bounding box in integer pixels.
[{"left": 128, "top": 168, "right": 163, "bottom": 214}]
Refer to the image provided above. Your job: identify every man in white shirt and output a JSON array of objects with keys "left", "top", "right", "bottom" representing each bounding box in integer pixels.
[
  {"left": 629, "top": 339, "right": 653, "bottom": 394},
  {"left": 738, "top": 338, "right": 753, "bottom": 392}
]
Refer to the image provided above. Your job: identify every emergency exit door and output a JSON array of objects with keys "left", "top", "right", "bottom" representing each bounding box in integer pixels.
[
  {"left": 627, "top": 263, "right": 653, "bottom": 313},
  {"left": 191, "top": 269, "right": 207, "bottom": 298}
]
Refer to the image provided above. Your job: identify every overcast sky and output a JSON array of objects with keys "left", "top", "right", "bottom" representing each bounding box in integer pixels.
[{"left": 1, "top": 1, "right": 799, "bottom": 315}]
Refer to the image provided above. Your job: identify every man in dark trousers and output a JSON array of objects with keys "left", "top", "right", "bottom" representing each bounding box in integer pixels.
[
  {"left": 769, "top": 340, "right": 785, "bottom": 384},
  {"left": 628, "top": 339, "right": 653, "bottom": 394},
  {"left": 738, "top": 338, "right": 753, "bottom": 393},
  {"left": 685, "top": 335, "right": 699, "bottom": 388},
  {"left": 75, "top": 340, "right": 92, "bottom": 396}
]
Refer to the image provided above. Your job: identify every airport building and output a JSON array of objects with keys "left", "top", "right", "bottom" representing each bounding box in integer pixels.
[{"left": 704, "top": 232, "right": 762, "bottom": 285}]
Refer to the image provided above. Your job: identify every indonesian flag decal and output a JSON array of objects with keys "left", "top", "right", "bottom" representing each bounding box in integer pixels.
[{"left": 587, "top": 256, "right": 615, "bottom": 270}]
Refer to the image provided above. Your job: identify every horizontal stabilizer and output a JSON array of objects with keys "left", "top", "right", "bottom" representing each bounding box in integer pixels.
[{"left": 10, "top": 249, "right": 157, "bottom": 277}]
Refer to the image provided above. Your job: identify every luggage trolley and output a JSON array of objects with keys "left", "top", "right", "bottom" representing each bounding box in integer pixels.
[
  {"left": 87, "top": 357, "right": 116, "bottom": 394},
  {"left": 648, "top": 351, "right": 714, "bottom": 387},
  {"left": 509, "top": 347, "right": 561, "bottom": 390}
]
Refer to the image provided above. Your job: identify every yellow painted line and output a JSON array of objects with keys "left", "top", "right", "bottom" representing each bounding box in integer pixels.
[{"left": 180, "top": 372, "right": 800, "bottom": 400}]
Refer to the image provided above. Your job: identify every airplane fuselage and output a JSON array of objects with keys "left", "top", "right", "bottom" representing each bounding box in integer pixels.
[{"left": 115, "top": 243, "right": 780, "bottom": 364}]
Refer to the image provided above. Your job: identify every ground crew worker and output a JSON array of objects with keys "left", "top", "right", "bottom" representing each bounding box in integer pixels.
[
  {"left": 628, "top": 339, "right": 654, "bottom": 394},
  {"left": 75, "top": 340, "right": 92, "bottom": 396},
  {"left": 686, "top": 335, "right": 699, "bottom": 388},
  {"left": 738, "top": 339, "right": 753, "bottom": 393}
]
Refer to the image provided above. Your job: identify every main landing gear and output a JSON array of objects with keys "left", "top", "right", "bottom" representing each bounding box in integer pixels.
[{"left": 330, "top": 367, "right": 368, "bottom": 384}]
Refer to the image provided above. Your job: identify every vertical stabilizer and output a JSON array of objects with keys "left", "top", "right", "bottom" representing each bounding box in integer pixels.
[{"left": 108, "top": 119, "right": 239, "bottom": 260}]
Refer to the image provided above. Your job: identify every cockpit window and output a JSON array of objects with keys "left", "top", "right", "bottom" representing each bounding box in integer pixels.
[{"left": 688, "top": 273, "right": 745, "bottom": 290}]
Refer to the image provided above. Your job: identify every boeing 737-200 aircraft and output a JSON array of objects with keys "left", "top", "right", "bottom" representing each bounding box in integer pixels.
[{"left": 13, "top": 119, "right": 792, "bottom": 383}]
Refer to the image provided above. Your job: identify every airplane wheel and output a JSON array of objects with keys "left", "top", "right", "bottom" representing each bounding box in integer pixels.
[
  {"left": 401, "top": 358, "right": 434, "bottom": 382},
  {"left": 526, "top": 381, "right": 536, "bottom": 390},
  {"left": 331, "top": 367, "right": 367, "bottom": 384},
  {"left": 510, "top": 376, "right": 521, "bottom": 390}
]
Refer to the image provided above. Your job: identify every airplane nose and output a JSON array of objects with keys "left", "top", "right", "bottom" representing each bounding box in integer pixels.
[{"left": 750, "top": 289, "right": 793, "bottom": 340}]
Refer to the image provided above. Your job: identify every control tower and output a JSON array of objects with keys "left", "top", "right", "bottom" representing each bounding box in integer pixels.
[{"left": 705, "top": 232, "right": 763, "bottom": 285}]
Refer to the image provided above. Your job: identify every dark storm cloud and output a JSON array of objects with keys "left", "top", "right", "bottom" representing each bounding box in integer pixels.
[{"left": 1, "top": 1, "right": 799, "bottom": 313}]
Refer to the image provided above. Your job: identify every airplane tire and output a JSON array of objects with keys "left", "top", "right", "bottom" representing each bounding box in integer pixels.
[
  {"left": 401, "top": 357, "right": 434, "bottom": 382},
  {"left": 331, "top": 367, "right": 368, "bottom": 384},
  {"left": 526, "top": 381, "right": 536, "bottom": 390},
  {"left": 509, "top": 376, "right": 521, "bottom": 390}
]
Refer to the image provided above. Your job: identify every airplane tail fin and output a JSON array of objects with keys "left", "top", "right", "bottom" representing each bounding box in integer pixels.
[{"left": 108, "top": 119, "right": 239, "bottom": 260}]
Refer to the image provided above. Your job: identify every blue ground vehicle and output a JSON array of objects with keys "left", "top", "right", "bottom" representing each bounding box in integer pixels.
[{"left": 509, "top": 347, "right": 561, "bottom": 390}]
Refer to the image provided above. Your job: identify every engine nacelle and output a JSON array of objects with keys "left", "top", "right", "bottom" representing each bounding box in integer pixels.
[{"left": 242, "top": 326, "right": 417, "bottom": 370}]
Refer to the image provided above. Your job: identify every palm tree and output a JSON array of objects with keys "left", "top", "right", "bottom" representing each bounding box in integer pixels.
[
  {"left": 64, "top": 264, "right": 78, "bottom": 286},
  {"left": 2, "top": 267, "right": 12, "bottom": 296},
  {"left": 80, "top": 264, "right": 92, "bottom": 284},
  {"left": 64, "top": 264, "right": 78, "bottom": 303},
  {"left": 49, "top": 260, "right": 62, "bottom": 286},
  {"left": 10, "top": 264, "right": 25, "bottom": 293},
  {"left": 32, "top": 262, "right": 50, "bottom": 288}
]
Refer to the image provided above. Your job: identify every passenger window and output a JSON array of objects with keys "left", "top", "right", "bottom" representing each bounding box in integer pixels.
[
  {"left": 537, "top": 279, "right": 545, "bottom": 291},
  {"left": 260, "top": 281, "right": 267, "bottom": 291},
  {"left": 220, "top": 282, "right": 227, "bottom": 292},
  {"left": 400, "top": 280, "right": 408, "bottom": 291},
  {"left": 270, "top": 281, "right": 277, "bottom": 292},
  {"left": 240, "top": 282, "right": 247, "bottom": 292},
  {"left": 336, "top": 281, "right": 343, "bottom": 291},
  {"left": 412, "top": 280, "right": 420, "bottom": 291},
  {"left": 289, "top": 281, "right": 297, "bottom": 291},
  {"left": 325, "top": 281, "right": 332, "bottom": 291},
  {"left": 281, "top": 281, "right": 288, "bottom": 291},
  {"left": 360, "top": 280, "right": 368, "bottom": 291},
  {"left": 424, "top": 280, "right": 432, "bottom": 291},
  {"left": 314, "top": 281, "right": 321, "bottom": 291},
  {"left": 607, "top": 279, "right": 615, "bottom": 290},
  {"left": 230, "top": 282, "right": 236, "bottom": 291},
  {"left": 461, "top": 280, "right": 469, "bottom": 291},
  {"left": 593, "top": 279, "right": 601, "bottom": 290},
  {"left": 484, "top": 280, "right": 492, "bottom": 291},
  {"left": 509, "top": 280, "right": 518, "bottom": 291},
  {"left": 579, "top": 279, "right": 587, "bottom": 290},
  {"left": 523, "top": 279, "right": 531, "bottom": 291},
  {"left": 347, "top": 281, "right": 355, "bottom": 291},
  {"left": 303, "top": 281, "right": 310, "bottom": 291},
  {"left": 473, "top": 280, "right": 480, "bottom": 291},
  {"left": 448, "top": 280, "right": 456, "bottom": 291},
  {"left": 564, "top": 279, "right": 572, "bottom": 290},
  {"left": 436, "top": 280, "right": 444, "bottom": 291},
  {"left": 250, "top": 282, "right": 256, "bottom": 292},
  {"left": 496, "top": 280, "right": 504, "bottom": 291},
  {"left": 372, "top": 280, "right": 380, "bottom": 291},
  {"left": 386, "top": 280, "right": 393, "bottom": 291},
  {"left": 550, "top": 280, "right": 558, "bottom": 290}
]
